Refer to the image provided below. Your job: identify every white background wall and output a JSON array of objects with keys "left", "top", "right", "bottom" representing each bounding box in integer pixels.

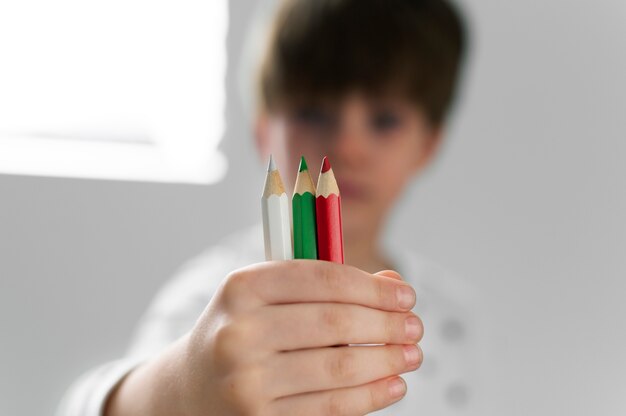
[
  {"left": 1, "top": 1, "right": 624, "bottom": 415},
  {"left": 424, "top": 1, "right": 626, "bottom": 413}
]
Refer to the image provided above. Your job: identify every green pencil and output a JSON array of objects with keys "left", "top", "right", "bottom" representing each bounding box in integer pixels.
[{"left": 292, "top": 156, "right": 318, "bottom": 259}]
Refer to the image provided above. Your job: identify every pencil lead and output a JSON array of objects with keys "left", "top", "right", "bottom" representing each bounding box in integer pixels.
[
  {"left": 321, "top": 156, "right": 331, "bottom": 173},
  {"left": 299, "top": 156, "right": 308, "bottom": 172},
  {"left": 267, "top": 154, "right": 277, "bottom": 172}
]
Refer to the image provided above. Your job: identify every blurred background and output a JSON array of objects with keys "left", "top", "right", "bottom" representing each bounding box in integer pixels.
[{"left": 1, "top": 0, "right": 624, "bottom": 415}]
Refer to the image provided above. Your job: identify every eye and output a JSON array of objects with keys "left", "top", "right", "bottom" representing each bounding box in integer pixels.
[
  {"left": 371, "top": 110, "right": 402, "bottom": 132},
  {"left": 293, "top": 106, "right": 335, "bottom": 130}
]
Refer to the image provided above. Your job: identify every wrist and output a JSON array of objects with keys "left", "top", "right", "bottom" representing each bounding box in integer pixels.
[{"left": 104, "top": 336, "right": 191, "bottom": 416}]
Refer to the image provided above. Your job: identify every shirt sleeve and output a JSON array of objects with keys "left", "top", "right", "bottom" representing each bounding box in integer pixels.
[
  {"left": 55, "top": 358, "right": 145, "bottom": 416},
  {"left": 55, "top": 242, "right": 246, "bottom": 416}
]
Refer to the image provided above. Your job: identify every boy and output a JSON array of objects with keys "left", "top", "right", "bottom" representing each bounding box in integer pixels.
[{"left": 58, "top": 0, "right": 480, "bottom": 414}]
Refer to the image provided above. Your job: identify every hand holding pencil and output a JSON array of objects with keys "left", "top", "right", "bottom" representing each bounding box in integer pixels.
[
  {"left": 185, "top": 262, "right": 421, "bottom": 415},
  {"left": 104, "top": 157, "right": 423, "bottom": 416}
]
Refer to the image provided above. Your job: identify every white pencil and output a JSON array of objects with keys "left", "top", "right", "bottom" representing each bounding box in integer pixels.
[{"left": 261, "top": 155, "right": 292, "bottom": 261}]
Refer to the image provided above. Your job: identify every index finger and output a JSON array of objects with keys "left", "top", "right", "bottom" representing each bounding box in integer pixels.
[{"left": 227, "top": 260, "right": 416, "bottom": 312}]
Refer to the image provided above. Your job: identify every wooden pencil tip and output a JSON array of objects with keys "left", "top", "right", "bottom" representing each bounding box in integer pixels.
[
  {"left": 298, "top": 156, "right": 308, "bottom": 172},
  {"left": 321, "top": 156, "right": 331, "bottom": 173},
  {"left": 267, "top": 154, "right": 277, "bottom": 172}
]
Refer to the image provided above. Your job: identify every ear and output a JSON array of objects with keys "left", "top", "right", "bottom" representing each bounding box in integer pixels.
[
  {"left": 411, "top": 124, "right": 444, "bottom": 174},
  {"left": 254, "top": 110, "right": 270, "bottom": 162}
]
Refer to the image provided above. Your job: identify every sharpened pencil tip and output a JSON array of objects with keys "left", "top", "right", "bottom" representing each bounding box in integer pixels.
[
  {"left": 298, "top": 156, "right": 308, "bottom": 172},
  {"left": 321, "top": 156, "right": 331, "bottom": 173},
  {"left": 267, "top": 154, "right": 276, "bottom": 172}
]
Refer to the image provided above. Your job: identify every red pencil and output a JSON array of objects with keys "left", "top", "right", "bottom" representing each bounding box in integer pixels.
[{"left": 316, "top": 156, "right": 344, "bottom": 263}]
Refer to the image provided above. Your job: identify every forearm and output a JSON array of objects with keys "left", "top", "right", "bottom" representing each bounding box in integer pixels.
[{"left": 104, "top": 335, "right": 190, "bottom": 416}]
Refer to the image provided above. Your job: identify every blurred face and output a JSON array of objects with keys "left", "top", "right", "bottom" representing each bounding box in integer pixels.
[{"left": 257, "top": 93, "right": 441, "bottom": 241}]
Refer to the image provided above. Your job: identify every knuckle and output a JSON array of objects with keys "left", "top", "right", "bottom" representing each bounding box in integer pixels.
[
  {"left": 368, "top": 383, "right": 380, "bottom": 410},
  {"left": 224, "top": 269, "right": 249, "bottom": 298},
  {"left": 218, "top": 366, "right": 264, "bottom": 414},
  {"left": 212, "top": 324, "right": 239, "bottom": 364},
  {"left": 223, "top": 268, "right": 258, "bottom": 309},
  {"left": 286, "top": 259, "right": 306, "bottom": 276},
  {"left": 327, "top": 349, "right": 357, "bottom": 382},
  {"left": 320, "top": 305, "right": 349, "bottom": 335},
  {"left": 384, "top": 312, "right": 397, "bottom": 342},
  {"left": 374, "top": 278, "right": 394, "bottom": 310},
  {"left": 325, "top": 392, "right": 349, "bottom": 416},
  {"left": 319, "top": 261, "right": 343, "bottom": 292},
  {"left": 212, "top": 320, "right": 252, "bottom": 365},
  {"left": 390, "top": 346, "right": 408, "bottom": 372}
]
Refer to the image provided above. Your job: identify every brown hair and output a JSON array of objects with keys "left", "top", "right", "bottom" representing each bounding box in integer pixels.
[{"left": 257, "top": 0, "right": 468, "bottom": 126}]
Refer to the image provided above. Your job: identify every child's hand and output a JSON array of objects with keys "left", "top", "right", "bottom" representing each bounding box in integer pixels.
[
  {"left": 184, "top": 260, "right": 423, "bottom": 415},
  {"left": 106, "top": 261, "right": 423, "bottom": 416}
]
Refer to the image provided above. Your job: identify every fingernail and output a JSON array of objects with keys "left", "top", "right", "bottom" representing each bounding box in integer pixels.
[
  {"left": 403, "top": 344, "right": 420, "bottom": 367},
  {"left": 396, "top": 285, "right": 415, "bottom": 310},
  {"left": 388, "top": 377, "right": 406, "bottom": 398},
  {"left": 405, "top": 316, "right": 421, "bottom": 341}
]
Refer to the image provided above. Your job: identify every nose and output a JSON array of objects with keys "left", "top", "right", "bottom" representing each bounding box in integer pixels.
[{"left": 328, "top": 110, "right": 370, "bottom": 170}]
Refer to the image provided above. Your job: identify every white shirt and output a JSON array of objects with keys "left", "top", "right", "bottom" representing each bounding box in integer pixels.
[{"left": 56, "top": 225, "right": 486, "bottom": 415}]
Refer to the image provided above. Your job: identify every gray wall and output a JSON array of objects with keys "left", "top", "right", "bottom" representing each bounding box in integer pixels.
[
  {"left": 404, "top": 1, "right": 626, "bottom": 413},
  {"left": 1, "top": 0, "right": 625, "bottom": 415}
]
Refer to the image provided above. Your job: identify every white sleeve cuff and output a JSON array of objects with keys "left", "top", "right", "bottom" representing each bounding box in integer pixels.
[{"left": 56, "top": 357, "right": 145, "bottom": 416}]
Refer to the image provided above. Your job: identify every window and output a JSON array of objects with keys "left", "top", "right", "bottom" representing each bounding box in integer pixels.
[{"left": 0, "top": 0, "right": 228, "bottom": 184}]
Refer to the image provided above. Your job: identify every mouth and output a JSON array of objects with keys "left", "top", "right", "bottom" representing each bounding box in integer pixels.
[{"left": 335, "top": 179, "right": 369, "bottom": 201}]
